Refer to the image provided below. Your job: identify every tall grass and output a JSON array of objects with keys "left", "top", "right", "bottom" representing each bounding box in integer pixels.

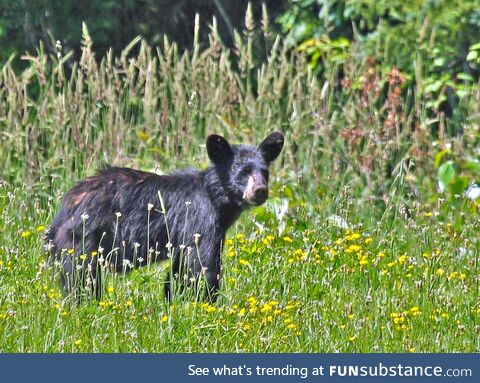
[
  {"left": 3, "top": 15, "right": 478, "bottom": 195},
  {"left": 0, "top": 11, "right": 479, "bottom": 352}
]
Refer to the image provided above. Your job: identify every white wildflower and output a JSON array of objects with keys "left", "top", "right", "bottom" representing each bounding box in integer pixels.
[
  {"left": 194, "top": 233, "right": 201, "bottom": 245},
  {"left": 466, "top": 184, "right": 480, "bottom": 200}
]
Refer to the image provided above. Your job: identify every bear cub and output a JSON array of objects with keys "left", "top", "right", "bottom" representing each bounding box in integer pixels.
[{"left": 47, "top": 132, "right": 284, "bottom": 301}]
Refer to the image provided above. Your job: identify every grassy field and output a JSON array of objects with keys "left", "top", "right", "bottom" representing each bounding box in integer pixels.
[{"left": 0, "top": 21, "right": 479, "bottom": 352}]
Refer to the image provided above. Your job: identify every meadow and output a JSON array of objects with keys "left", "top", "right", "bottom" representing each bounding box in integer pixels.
[{"left": 0, "top": 19, "right": 479, "bottom": 352}]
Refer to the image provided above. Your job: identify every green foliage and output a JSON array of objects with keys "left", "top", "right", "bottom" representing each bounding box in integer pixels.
[
  {"left": 467, "top": 42, "right": 480, "bottom": 65},
  {"left": 278, "top": 0, "right": 480, "bottom": 128},
  {"left": 436, "top": 150, "right": 480, "bottom": 200}
]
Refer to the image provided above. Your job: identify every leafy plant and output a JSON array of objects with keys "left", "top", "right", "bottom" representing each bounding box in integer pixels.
[
  {"left": 278, "top": 0, "right": 480, "bottom": 129},
  {"left": 435, "top": 149, "right": 480, "bottom": 199}
]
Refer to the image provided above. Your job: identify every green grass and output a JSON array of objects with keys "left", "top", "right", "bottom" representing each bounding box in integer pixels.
[
  {"left": 0, "top": 180, "right": 479, "bottom": 352},
  {"left": 0, "top": 20, "right": 479, "bottom": 352}
]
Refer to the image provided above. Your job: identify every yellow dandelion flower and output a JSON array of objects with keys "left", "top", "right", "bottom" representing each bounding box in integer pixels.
[
  {"left": 346, "top": 244, "right": 361, "bottom": 253},
  {"left": 435, "top": 268, "right": 445, "bottom": 276},
  {"left": 67, "top": 248, "right": 74, "bottom": 255},
  {"left": 239, "top": 259, "right": 250, "bottom": 266},
  {"left": 260, "top": 303, "right": 272, "bottom": 313},
  {"left": 294, "top": 248, "right": 305, "bottom": 256},
  {"left": 409, "top": 306, "right": 421, "bottom": 316},
  {"left": 74, "top": 339, "right": 82, "bottom": 346},
  {"left": 328, "top": 248, "right": 338, "bottom": 256},
  {"left": 393, "top": 317, "right": 401, "bottom": 324},
  {"left": 398, "top": 254, "right": 407, "bottom": 264},
  {"left": 79, "top": 254, "right": 87, "bottom": 261},
  {"left": 20, "top": 230, "right": 32, "bottom": 238},
  {"left": 448, "top": 271, "right": 458, "bottom": 281},
  {"left": 424, "top": 212, "right": 432, "bottom": 217},
  {"left": 262, "top": 235, "right": 274, "bottom": 245},
  {"left": 36, "top": 225, "right": 46, "bottom": 233},
  {"left": 347, "top": 232, "right": 361, "bottom": 240},
  {"left": 283, "top": 236, "right": 293, "bottom": 243},
  {"left": 107, "top": 286, "right": 115, "bottom": 294},
  {"left": 161, "top": 315, "right": 168, "bottom": 323},
  {"left": 364, "top": 237, "right": 373, "bottom": 244},
  {"left": 138, "top": 130, "right": 149, "bottom": 141}
]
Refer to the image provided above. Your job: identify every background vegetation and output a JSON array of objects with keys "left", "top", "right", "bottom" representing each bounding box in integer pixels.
[{"left": 0, "top": 1, "right": 479, "bottom": 352}]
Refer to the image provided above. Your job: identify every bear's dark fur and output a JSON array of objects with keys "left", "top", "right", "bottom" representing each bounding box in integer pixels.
[{"left": 46, "top": 132, "right": 284, "bottom": 301}]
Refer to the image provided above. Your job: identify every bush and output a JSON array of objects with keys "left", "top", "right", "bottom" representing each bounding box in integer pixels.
[{"left": 278, "top": 0, "right": 480, "bottom": 131}]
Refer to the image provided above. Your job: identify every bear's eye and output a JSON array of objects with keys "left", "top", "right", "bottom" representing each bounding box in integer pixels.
[{"left": 239, "top": 164, "right": 252, "bottom": 178}]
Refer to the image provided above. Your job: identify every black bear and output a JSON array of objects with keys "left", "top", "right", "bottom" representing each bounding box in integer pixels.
[{"left": 46, "top": 132, "right": 284, "bottom": 301}]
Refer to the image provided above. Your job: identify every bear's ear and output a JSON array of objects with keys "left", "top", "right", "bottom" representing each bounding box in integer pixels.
[
  {"left": 207, "top": 134, "right": 234, "bottom": 164},
  {"left": 259, "top": 132, "right": 284, "bottom": 163}
]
